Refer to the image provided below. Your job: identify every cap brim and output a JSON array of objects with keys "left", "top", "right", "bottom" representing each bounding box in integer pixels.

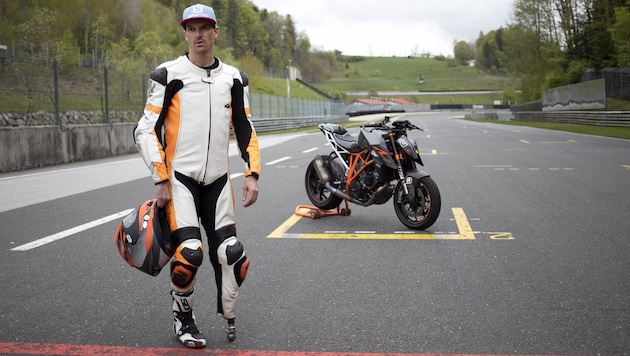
[{"left": 180, "top": 17, "right": 217, "bottom": 27}]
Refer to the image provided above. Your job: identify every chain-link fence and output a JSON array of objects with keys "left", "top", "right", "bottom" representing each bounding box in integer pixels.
[
  {"left": 0, "top": 60, "right": 344, "bottom": 126},
  {"left": 250, "top": 93, "right": 345, "bottom": 119},
  {"left": 582, "top": 67, "right": 630, "bottom": 101},
  {"left": 601, "top": 67, "right": 630, "bottom": 101}
]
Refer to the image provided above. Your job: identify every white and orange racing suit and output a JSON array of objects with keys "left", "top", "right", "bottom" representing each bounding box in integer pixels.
[{"left": 134, "top": 55, "right": 260, "bottom": 321}]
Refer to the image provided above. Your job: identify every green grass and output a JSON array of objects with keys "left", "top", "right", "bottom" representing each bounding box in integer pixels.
[
  {"left": 462, "top": 118, "right": 630, "bottom": 140},
  {"left": 249, "top": 57, "right": 519, "bottom": 105},
  {"left": 321, "top": 56, "right": 518, "bottom": 93}
]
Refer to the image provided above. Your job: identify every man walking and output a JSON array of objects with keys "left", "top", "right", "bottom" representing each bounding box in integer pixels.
[{"left": 134, "top": 3, "right": 260, "bottom": 348}]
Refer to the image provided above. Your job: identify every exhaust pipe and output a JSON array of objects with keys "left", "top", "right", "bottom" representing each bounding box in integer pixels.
[
  {"left": 312, "top": 155, "right": 366, "bottom": 206},
  {"left": 312, "top": 155, "right": 331, "bottom": 185}
]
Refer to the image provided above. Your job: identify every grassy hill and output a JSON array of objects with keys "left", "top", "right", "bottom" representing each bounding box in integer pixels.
[
  {"left": 324, "top": 56, "right": 517, "bottom": 92},
  {"left": 251, "top": 56, "right": 520, "bottom": 105}
]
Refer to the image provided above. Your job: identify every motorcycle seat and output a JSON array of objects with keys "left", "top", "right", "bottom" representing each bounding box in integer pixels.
[
  {"left": 320, "top": 123, "right": 360, "bottom": 152},
  {"left": 334, "top": 133, "right": 360, "bottom": 152},
  {"left": 320, "top": 123, "right": 347, "bottom": 135}
]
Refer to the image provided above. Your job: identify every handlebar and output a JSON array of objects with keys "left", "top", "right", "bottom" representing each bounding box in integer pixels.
[
  {"left": 362, "top": 116, "right": 424, "bottom": 132},
  {"left": 391, "top": 118, "right": 423, "bottom": 131}
]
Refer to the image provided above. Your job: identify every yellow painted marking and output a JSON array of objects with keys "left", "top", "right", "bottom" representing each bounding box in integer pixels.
[
  {"left": 267, "top": 207, "right": 475, "bottom": 240},
  {"left": 623, "top": 165, "right": 630, "bottom": 169},
  {"left": 452, "top": 207, "right": 475, "bottom": 239},
  {"left": 520, "top": 140, "right": 530, "bottom": 144},
  {"left": 267, "top": 213, "right": 303, "bottom": 238},
  {"left": 488, "top": 232, "right": 515, "bottom": 240}
]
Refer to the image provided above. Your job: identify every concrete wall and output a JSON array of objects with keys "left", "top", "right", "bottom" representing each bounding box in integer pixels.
[
  {"left": 543, "top": 79, "right": 606, "bottom": 111},
  {"left": 0, "top": 123, "right": 137, "bottom": 172},
  {"left": 0, "top": 116, "right": 345, "bottom": 173}
]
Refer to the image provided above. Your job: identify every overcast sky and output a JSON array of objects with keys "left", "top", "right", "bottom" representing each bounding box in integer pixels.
[{"left": 251, "top": 0, "right": 515, "bottom": 57}]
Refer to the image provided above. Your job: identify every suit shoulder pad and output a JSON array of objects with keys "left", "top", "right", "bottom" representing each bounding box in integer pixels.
[
  {"left": 150, "top": 67, "right": 168, "bottom": 86},
  {"left": 239, "top": 71, "right": 249, "bottom": 86}
]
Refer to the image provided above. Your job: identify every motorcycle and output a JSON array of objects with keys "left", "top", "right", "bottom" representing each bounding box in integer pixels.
[{"left": 304, "top": 116, "right": 441, "bottom": 230}]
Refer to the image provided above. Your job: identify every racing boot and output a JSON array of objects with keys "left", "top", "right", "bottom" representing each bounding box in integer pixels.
[{"left": 172, "top": 289, "right": 206, "bottom": 348}]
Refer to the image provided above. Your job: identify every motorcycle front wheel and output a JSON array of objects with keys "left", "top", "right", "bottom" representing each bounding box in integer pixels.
[
  {"left": 304, "top": 159, "right": 343, "bottom": 210},
  {"left": 393, "top": 176, "right": 441, "bottom": 230}
]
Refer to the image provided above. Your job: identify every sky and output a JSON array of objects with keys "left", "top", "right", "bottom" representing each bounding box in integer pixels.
[{"left": 251, "top": 0, "right": 515, "bottom": 57}]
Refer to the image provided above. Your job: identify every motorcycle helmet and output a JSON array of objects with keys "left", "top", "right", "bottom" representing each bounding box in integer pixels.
[{"left": 115, "top": 199, "right": 174, "bottom": 276}]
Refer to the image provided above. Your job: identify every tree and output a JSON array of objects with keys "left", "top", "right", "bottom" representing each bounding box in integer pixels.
[
  {"left": 611, "top": 5, "right": 630, "bottom": 67},
  {"left": 56, "top": 30, "right": 80, "bottom": 72},
  {"left": 282, "top": 15, "right": 298, "bottom": 65},
  {"left": 238, "top": 50, "right": 264, "bottom": 80},
  {"left": 234, "top": 1, "right": 267, "bottom": 58},
  {"left": 453, "top": 40, "right": 473, "bottom": 65},
  {"left": 17, "top": 6, "right": 57, "bottom": 64}
]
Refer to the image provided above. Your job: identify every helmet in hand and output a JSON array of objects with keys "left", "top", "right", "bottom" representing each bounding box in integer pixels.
[{"left": 115, "top": 199, "right": 174, "bottom": 276}]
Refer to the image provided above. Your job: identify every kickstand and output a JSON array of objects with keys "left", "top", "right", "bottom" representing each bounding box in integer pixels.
[{"left": 295, "top": 200, "right": 351, "bottom": 219}]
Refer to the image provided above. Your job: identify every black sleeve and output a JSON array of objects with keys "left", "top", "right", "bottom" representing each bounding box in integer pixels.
[{"left": 231, "top": 78, "right": 253, "bottom": 164}]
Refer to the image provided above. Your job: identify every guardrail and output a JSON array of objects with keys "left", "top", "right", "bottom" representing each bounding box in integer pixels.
[{"left": 252, "top": 115, "right": 348, "bottom": 132}]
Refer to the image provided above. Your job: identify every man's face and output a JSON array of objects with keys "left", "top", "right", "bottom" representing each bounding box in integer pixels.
[{"left": 183, "top": 19, "right": 218, "bottom": 54}]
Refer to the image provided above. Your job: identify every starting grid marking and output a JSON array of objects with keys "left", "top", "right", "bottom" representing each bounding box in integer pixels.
[
  {"left": 0, "top": 342, "right": 550, "bottom": 356},
  {"left": 267, "top": 207, "right": 512, "bottom": 240}
]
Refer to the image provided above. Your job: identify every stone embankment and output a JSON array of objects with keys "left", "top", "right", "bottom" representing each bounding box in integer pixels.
[{"left": 0, "top": 110, "right": 138, "bottom": 127}]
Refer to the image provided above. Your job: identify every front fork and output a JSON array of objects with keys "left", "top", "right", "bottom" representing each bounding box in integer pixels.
[{"left": 390, "top": 139, "right": 414, "bottom": 199}]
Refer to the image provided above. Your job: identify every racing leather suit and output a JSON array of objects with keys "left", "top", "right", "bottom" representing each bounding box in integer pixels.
[{"left": 134, "top": 55, "right": 260, "bottom": 320}]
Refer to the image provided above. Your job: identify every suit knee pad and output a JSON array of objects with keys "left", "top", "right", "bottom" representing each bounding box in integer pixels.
[
  {"left": 171, "top": 239, "right": 204, "bottom": 291},
  {"left": 218, "top": 237, "right": 249, "bottom": 285},
  {"left": 216, "top": 237, "right": 250, "bottom": 319}
]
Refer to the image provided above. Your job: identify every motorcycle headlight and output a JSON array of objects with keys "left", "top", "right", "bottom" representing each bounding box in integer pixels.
[{"left": 397, "top": 136, "right": 419, "bottom": 160}]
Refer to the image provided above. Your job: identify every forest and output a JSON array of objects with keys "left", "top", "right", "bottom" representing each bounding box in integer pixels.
[{"left": 0, "top": 0, "right": 629, "bottom": 103}]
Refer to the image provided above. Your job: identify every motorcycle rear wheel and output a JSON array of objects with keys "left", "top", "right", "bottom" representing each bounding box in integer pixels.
[
  {"left": 304, "top": 159, "right": 343, "bottom": 210},
  {"left": 393, "top": 176, "right": 441, "bottom": 230}
]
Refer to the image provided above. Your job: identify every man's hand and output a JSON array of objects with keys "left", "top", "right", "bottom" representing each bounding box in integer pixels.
[
  {"left": 155, "top": 181, "right": 171, "bottom": 208},
  {"left": 242, "top": 175, "right": 259, "bottom": 207}
]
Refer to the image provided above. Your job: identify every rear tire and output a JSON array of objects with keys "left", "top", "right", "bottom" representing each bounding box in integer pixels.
[
  {"left": 304, "top": 159, "right": 343, "bottom": 210},
  {"left": 393, "top": 176, "right": 441, "bottom": 230}
]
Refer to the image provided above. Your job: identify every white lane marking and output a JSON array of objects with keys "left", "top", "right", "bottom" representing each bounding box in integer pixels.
[
  {"left": 0, "top": 158, "right": 142, "bottom": 181},
  {"left": 475, "top": 165, "right": 513, "bottom": 168},
  {"left": 12, "top": 172, "right": 247, "bottom": 252},
  {"left": 265, "top": 156, "right": 291, "bottom": 165},
  {"left": 302, "top": 147, "right": 319, "bottom": 153},
  {"left": 11, "top": 209, "right": 134, "bottom": 251}
]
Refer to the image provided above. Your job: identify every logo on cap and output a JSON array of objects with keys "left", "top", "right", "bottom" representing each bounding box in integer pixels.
[{"left": 192, "top": 4, "right": 204, "bottom": 14}]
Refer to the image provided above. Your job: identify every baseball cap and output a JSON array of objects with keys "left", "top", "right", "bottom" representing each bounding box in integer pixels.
[{"left": 180, "top": 4, "right": 217, "bottom": 27}]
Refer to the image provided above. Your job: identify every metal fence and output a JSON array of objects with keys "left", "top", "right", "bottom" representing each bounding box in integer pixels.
[
  {"left": 0, "top": 62, "right": 147, "bottom": 120},
  {"left": 0, "top": 60, "right": 345, "bottom": 125},
  {"left": 601, "top": 67, "right": 630, "bottom": 101},
  {"left": 250, "top": 93, "right": 346, "bottom": 119}
]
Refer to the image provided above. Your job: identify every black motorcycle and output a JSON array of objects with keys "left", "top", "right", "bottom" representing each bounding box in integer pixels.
[{"left": 305, "top": 116, "right": 441, "bottom": 230}]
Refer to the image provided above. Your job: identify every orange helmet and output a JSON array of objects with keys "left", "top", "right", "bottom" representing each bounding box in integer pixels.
[{"left": 115, "top": 199, "right": 174, "bottom": 276}]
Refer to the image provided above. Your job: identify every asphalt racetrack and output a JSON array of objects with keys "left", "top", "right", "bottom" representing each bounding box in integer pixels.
[{"left": 1, "top": 112, "right": 628, "bottom": 355}]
